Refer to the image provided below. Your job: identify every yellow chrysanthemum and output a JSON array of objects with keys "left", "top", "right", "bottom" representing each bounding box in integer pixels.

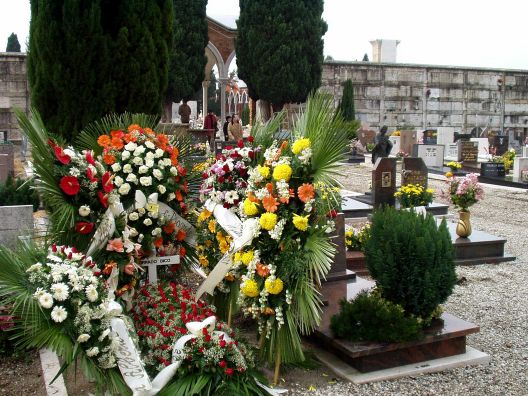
[
  {"left": 197, "top": 209, "right": 212, "bottom": 223},
  {"left": 208, "top": 219, "right": 216, "bottom": 233},
  {"left": 199, "top": 255, "right": 209, "bottom": 267},
  {"left": 264, "top": 277, "right": 284, "bottom": 295},
  {"left": 292, "top": 213, "right": 309, "bottom": 231},
  {"left": 260, "top": 212, "right": 278, "bottom": 230},
  {"left": 242, "top": 250, "right": 255, "bottom": 265},
  {"left": 258, "top": 165, "right": 271, "bottom": 179},
  {"left": 272, "top": 163, "right": 292, "bottom": 182},
  {"left": 241, "top": 279, "right": 259, "bottom": 297},
  {"left": 216, "top": 231, "right": 225, "bottom": 243},
  {"left": 243, "top": 198, "right": 259, "bottom": 216},
  {"left": 219, "top": 239, "right": 230, "bottom": 254},
  {"left": 205, "top": 239, "right": 213, "bottom": 247},
  {"left": 234, "top": 251, "right": 243, "bottom": 263},
  {"left": 291, "top": 138, "right": 311, "bottom": 155}
]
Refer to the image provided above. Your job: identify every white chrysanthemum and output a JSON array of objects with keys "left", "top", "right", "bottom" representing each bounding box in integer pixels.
[
  {"left": 155, "top": 148, "right": 164, "bottom": 158},
  {"left": 86, "top": 347, "right": 100, "bottom": 357},
  {"left": 138, "top": 165, "right": 149, "bottom": 174},
  {"left": 129, "top": 212, "right": 139, "bottom": 221},
  {"left": 51, "top": 306, "right": 68, "bottom": 323},
  {"left": 121, "top": 150, "right": 131, "bottom": 160},
  {"left": 27, "top": 263, "right": 43, "bottom": 272},
  {"left": 78, "top": 205, "right": 91, "bottom": 217},
  {"left": 224, "top": 191, "right": 239, "bottom": 204},
  {"left": 152, "top": 169, "right": 163, "bottom": 180},
  {"left": 122, "top": 164, "right": 133, "bottom": 173},
  {"left": 126, "top": 173, "right": 138, "bottom": 184},
  {"left": 51, "top": 283, "right": 69, "bottom": 301},
  {"left": 118, "top": 183, "right": 131, "bottom": 195},
  {"left": 85, "top": 284, "right": 98, "bottom": 302},
  {"left": 38, "top": 292, "right": 54, "bottom": 309},
  {"left": 145, "top": 141, "right": 155, "bottom": 149},
  {"left": 77, "top": 334, "right": 90, "bottom": 343},
  {"left": 111, "top": 163, "right": 122, "bottom": 172},
  {"left": 143, "top": 218, "right": 153, "bottom": 226},
  {"left": 125, "top": 142, "right": 137, "bottom": 151},
  {"left": 132, "top": 156, "right": 143, "bottom": 166},
  {"left": 169, "top": 166, "right": 178, "bottom": 176},
  {"left": 158, "top": 185, "right": 166, "bottom": 194},
  {"left": 139, "top": 176, "right": 152, "bottom": 186}
]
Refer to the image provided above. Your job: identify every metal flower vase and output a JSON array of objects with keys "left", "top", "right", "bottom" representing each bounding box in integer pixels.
[{"left": 456, "top": 211, "right": 472, "bottom": 238}]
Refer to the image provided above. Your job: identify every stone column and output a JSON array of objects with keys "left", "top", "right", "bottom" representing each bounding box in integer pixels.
[
  {"left": 202, "top": 80, "right": 210, "bottom": 116},
  {"left": 219, "top": 78, "right": 228, "bottom": 137}
]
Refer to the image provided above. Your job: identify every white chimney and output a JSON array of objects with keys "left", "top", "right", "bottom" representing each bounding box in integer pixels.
[{"left": 370, "top": 39, "right": 400, "bottom": 63}]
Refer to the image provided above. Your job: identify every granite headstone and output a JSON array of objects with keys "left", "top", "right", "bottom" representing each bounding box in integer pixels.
[
  {"left": 445, "top": 143, "right": 461, "bottom": 161},
  {"left": 460, "top": 141, "right": 479, "bottom": 162},
  {"left": 413, "top": 144, "right": 445, "bottom": 168},
  {"left": 480, "top": 162, "right": 505, "bottom": 178},
  {"left": 489, "top": 135, "right": 509, "bottom": 156},
  {"left": 372, "top": 157, "right": 396, "bottom": 207},
  {"left": 402, "top": 157, "right": 428, "bottom": 188}
]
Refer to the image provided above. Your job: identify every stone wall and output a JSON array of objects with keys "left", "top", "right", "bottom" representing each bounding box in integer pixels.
[
  {"left": 0, "top": 205, "right": 33, "bottom": 248},
  {"left": 0, "top": 53, "right": 29, "bottom": 142},
  {"left": 321, "top": 61, "right": 528, "bottom": 143}
]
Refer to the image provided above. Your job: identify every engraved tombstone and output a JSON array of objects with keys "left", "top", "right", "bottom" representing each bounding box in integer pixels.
[
  {"left": 460, "top": 141, "right": 479, "bottom": 162},
  {"left": 480, "top": 163, "right": 505, "bottom": 178},
  {"left": 413, "top": 144, "right": 445, "bottom": 168},
  {"left": 445, "top": 143, "right": 461, "bottom": 161},
  {"left": 372, "top": 157, "right": 396, "bottom": 207},
  {"left": 402, "top": 157, "right": 428, "bottom": 189}
]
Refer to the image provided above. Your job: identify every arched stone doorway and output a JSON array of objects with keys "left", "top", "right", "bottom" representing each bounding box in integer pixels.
[{"left": 204, "top": 17, "right": 237, "bottom": 127}]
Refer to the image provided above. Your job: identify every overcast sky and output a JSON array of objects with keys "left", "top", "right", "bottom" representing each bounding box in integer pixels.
[{"left": 1, "top": 0, "right": 527, "bottom": 70}]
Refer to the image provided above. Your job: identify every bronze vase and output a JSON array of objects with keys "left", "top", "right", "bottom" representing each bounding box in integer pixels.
[{"left": 456, "top": 211, "right": 472, "bottom": 238}]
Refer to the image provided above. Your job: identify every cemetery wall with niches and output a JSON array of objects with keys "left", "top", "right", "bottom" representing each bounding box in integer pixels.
[
  {"left": 0, "top": 52, "right": 29, "bottom": 141},
  {"left": 321, "top": 61, "right": 528, "bottom": 137}
]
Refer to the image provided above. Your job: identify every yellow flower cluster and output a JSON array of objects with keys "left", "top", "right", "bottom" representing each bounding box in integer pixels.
[
  {"left": 208, "top": 219, "right": 216, "bottom": 233},
  {"left": 264, "top": 277, "right": 284, "bottom": 295},
  {"left": 260, "top": 212, "right": 278, "bottom": 230},
  {"left": 216, "top": 231, "right": 231, "bottom": 254},
  {"left": 241, "top": 279, "right": 259, "bottom": 297},
  {"left": 197, "top": 209, "right": 212, "bottom": 223},
  {"left": 292, "top": 213, "right": 309, "bottom": 231},
  {"left": 199, "top": 255, "right": 209, "bottom": 267},
  {"left": 447, "top": 161, "right": 462, "bottom": 169},
  {"left": 291, "top": 138, "right": 311, "bottom": 155},
  {"left": 258, "top": 165, "right": 271, "bottom": 179},
  {"left": 235, "top": 250, "right": 255, "bottom": 265},
  {"left": 272, "top": 163, "right": 292, "bottom": 182},
  {"left": 243, "top": 198, "right": 259, "bottom": 216}
]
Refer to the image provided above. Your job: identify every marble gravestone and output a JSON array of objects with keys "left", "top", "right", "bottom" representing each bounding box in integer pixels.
[
  {"left": 460, "top": 141, "right": 479, "bottom": 162},
  {"left": 402, "top": 157, "right": 428, "bottom": 189},
  {"left": 470, "top": 138, "right": 490, "bottom": 160},
  {"left": 445, "top": 143, "right": 461, "bottom": 161},
  {"left": 389, "top": 135, "right": 401, "bottom": 155},
  {"left": 372, "top": 157, "right": 396, "bottom": 207},
  {"left": 437, "top": 127, "right": 455, "bottom": 146},
  {"left": 413, "top": 144, "right": 445, "bottom": 168},
  {"left": 512, "top": 157, "right": 528, "bottom": 182},
  {"left": 400, "top": 130, "right": 417, "bottom": 155}
]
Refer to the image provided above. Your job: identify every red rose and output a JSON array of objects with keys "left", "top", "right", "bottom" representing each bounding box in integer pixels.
[
  {"left": 75, "top": 222, "right": 94, "bottom": 234},
  {"left": 59, "top": 176, "right": 80, "bottom": 195},
  {"left": 225, "top": 368, "right": 234, "bottom": 376},
  {"left": 237, "top": 139, "right": 244, "bottom": 148},
  {"left": 218, "top": 360, "right": 227, "bottom": 368},
  {"left": 247, "top": 136, "right": 254, "bottom": 143},
  {"left": 102, "top": 172, "right": 113, "bottom": 193},
  {"left": 223, "top": 164, "right": 230, "bottom": 172},
  {"left": 225, "top": 146, "right": 233, "bottom": 151},
  {"left": 54, "top": 146, "right": 71, "bottom": 165},
  {"left": 219, "top": 340, "right": 226, "bottom": 348},
  {"left": 248, "top": 150, "right": 255, "bottom": 159}
]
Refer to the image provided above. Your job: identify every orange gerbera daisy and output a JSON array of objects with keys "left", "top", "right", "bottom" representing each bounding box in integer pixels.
[
  {"left": 110, "top": 130, "right": 125, "bottom": 139},
  {"left": 153, "top": 237, "right": 164, "bottom": 248},
  {"left": 262, "top": 195, "right": 279, "bottom": 213},
  {"left": 127, "top": 124, "right": 141, "bottom": 133},
  {"left": 266, "top": 182, "right": 274, "bottom": 195},
  {"left": 162, "top": 221, "right": 176, "bottom": 235},
  {"left": 298, "top": 183, "right": 315, "bottom": 203},
  {"left": 176, "top": 229, "right": 187, "bottom": 241},
  {"left": 111, "top": 137, "right": 124, "bottom": 150},
  {"left": 97, "top": 135, "right": 111, "bottom": 148},
  {"left": 248, "top": 191, "right": 260, "bottom": 204},
  {"left": 103, "top": 154, "right": 116, "bottom": 165}
]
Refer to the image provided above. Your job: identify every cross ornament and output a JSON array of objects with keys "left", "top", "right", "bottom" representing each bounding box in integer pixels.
[{"left": 141, "top": 254, "right": 180, "bottom": 284}]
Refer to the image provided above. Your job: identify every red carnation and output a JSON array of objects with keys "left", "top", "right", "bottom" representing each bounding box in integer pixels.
[
  {"left": 59, "top": 176, "right": 80, "bottom": 195},
  {"left": 248, "top": 150, "right": 255, "bottom": 159},
  {"left": 54, "top": 146, "right": 71, "bottom": 165},
  {"left": 219, "top": 339, "right": 226, "bottom": 348},
  {"left": 225, "top": 146, "right": 233, "bottom": 151},
  {"left": 237, "top": 139, "right": 244, "bottom": 148},
  {"left": 102, "top": 171, "right": 113, "bottom": 193},
  {"left": 247, "top": 136, "right": 254, "bottom": 143},
  {"left": 75, "top": 222, "right": 94, "bottom": 234},
  {"left": 218, "top": 360, "right": 227, "bottom": 368},
  {"left": 225, "top": 368, "right": 234, "bottom": 376},
  {"left": 223, "top": 164, "right": 230, "bottom": 172}
]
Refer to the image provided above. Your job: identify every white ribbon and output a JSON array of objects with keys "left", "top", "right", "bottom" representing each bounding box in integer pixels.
[
  {"left": 85, "top": 202, "right": 123, "bottom": 258},
  {"left": 195, "top": 200, "right": 260, "bottom": 299}
]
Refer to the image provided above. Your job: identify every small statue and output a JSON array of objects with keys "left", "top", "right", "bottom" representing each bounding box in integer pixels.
[{"left": 371, "top": 126, "right": 393, "bottom": 164}]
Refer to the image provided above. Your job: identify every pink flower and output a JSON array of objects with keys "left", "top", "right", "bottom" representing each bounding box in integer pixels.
[{"left": 106, "top": 238, "right": 124, "bottom": 252}]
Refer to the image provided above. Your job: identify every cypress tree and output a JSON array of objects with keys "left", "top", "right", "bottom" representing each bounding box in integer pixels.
[
  {"left": 164, "top": 0, "right": 208, "bottom": 118},
  {"left": 28, "top": 0, "right": 173, "bottom": 142},
  {"left": 362, "top": 53, "right": 369, "bottom": 62},
  {"left": 5, "top": 33, "right": 21, "bottom": 52},
  {"left": 236, "top": 0, "right": 327, "bottom": 108},
  {"left": 339, "top": 79, "right": 356, "bottom": 121}
]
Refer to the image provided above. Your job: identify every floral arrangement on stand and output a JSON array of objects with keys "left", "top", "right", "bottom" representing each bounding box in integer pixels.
[
  {"left": 234, "top": 95, "right": 351, "bottom": 383},
  {"left": 344, "top": 223, "right": 371, "bottom": 252},
  {"left": 394, "top": 184, "right": 434, "bottom": 208}
]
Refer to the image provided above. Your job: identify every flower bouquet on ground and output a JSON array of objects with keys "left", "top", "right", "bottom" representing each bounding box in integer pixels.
[
  {"left": 236, "top": 94, "right": 352, "bottom": 383},
  {"left": 394, "top": 184, "right": 434, "bottom": 208},
  {"left": 345, "top": 223, "right": 371, "bottom": 252},
  {"left": 446, "top": 161, "right": 462, "bottom": 172},
  {"left": 443, "top": 173, "right": 484, "bottom": 212}
]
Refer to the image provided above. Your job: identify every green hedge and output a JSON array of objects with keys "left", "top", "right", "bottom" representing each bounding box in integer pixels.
[{"left": 0, "top": 176, "right": 40, "bottom": 211}]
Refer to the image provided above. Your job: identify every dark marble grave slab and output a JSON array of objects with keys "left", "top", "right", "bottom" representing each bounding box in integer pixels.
[{"left": 346, "top": 195, "right": 448, "bottom": 217}]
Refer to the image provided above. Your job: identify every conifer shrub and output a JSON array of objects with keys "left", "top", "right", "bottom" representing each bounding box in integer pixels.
[
  {"left": 330, "top": 290, "right": 423, "bottom": 342},
  {"left": 364, "top": 206, "right": 456, "bottom": 320}
]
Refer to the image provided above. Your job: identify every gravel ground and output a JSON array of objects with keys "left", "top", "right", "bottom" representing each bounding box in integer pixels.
[{"left": 287, "top": 164, "right": 528, "bottom": 396}]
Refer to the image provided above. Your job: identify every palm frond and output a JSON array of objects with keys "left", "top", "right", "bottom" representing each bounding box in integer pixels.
[
  {"left": 292, "top": 93, "right": 352, "bottom": 186},
  {"left": 304, "top": 233, "right": 335, "bottom": 285},
  {"left": 250, "top": 110, "right": 285, "bottom": 161},
  {"left": 75, "top": 113, "right": 160, "bottom": 154}
]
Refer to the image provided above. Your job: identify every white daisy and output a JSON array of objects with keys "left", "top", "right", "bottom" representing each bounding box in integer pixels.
[
  {"left": 85, "top": 284, "right": 99, "bottom": 302},
  {"left": 50, "top": 306, "right": 68, "bottom": 323},
  {"left": 38, "top": 292, "right": 54, "bottom": 309},
  {"left": 224, "top": 191, "right": 239, "bottom": 204},
  {"left": 51, "top": 283, "right": 69, "bottom": 301}
]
